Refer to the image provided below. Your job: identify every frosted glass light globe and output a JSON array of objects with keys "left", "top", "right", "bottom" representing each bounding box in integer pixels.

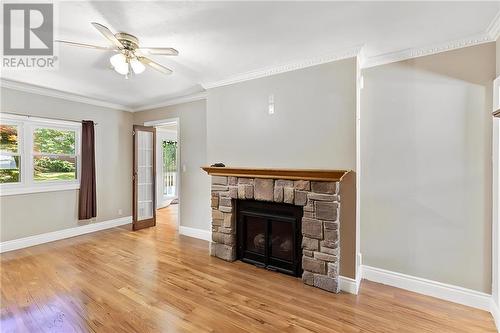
[
  {"left": 130, "top": 58, "right": 145, "bottom": 74},
  {"left": 110, "top": 54, "right": 129, "bottom": 75}
]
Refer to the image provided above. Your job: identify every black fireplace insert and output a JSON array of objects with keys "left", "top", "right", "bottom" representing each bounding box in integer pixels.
[{"left": 236, "top": 200, "right": 303, "bottom": 276}]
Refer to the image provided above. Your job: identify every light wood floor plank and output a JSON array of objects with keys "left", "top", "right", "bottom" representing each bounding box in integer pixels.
[{"left": 1, "top": 205, "right": 496, "bottom": 332}]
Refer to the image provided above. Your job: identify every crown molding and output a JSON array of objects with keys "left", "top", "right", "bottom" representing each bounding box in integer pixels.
[
  {"left": 0, "top": 79, "right": 133, "bottom": 111},
  {"left": 363, "top": 10, "right": 500, "bottom": 69},
  {"left": 132, "top": 91, "right": 208, "bottom": 112},
  {"left": 362, "top": 33, "right": 493, "bottom": 69},
  {"left": 487, "top": 11, "right": 500, "bottom": 41},
  {"left": 201, "top": 45, "right": 363, "bottom": 90}
]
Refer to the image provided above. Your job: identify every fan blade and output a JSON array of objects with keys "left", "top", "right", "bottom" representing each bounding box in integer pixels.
[
  {"left": 138, "top": 57, "right": 173, "bottom": 75},
  {"left": 91, "top": 22, "right": 123, "bottom": 49},
  {"left": 56, "top": 40, "right": 115, "bottom": 50},
  {"left": 137, "top": 47, "right": 179, "bottom": 56}
]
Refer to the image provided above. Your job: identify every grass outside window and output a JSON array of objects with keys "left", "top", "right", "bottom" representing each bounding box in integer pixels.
[{"left": 33, "top": 128, "right": 77, "bottom": 182}]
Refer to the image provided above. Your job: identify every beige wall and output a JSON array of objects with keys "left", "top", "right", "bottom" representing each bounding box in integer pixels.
[
  {"left": 0, "top": 88, "right": 133, "bottom": 242},
  {"left": 494, "top": 116, "right": 499, "bottom": 307},
  {"left": 207, "top": 58, "right": 357, "bottom": 170},
  {"left": 133, "top": 100, "right": 211, "bottom": 231},
  {"left": 361, "top": 43, "right": 495, "bottom": 293},
  {"left": 207, "top": 59, "right": 358, "bottom": 278},
  {"left": 496, "top": 38, "right": 500, "bottom": 76},
  {"left": 493, "top": 37, "right": 500, "bottom": 311}
]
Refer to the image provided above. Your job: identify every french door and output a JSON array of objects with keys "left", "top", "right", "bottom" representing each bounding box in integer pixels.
[{"left": 133, "top": 125, "right": 156, "bottom": 230}]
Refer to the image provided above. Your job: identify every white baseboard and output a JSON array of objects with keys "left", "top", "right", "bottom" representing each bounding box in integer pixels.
[
  {"left": 179, "top": 226, "right": 211, "bottom": 242},
  {"left": 491, "top": 299, "right": 500, "bottom": 332},
  {"left": 339, "top": 275, "right": 361, "bottom": 294},
  {"left": 361, "top": 265, "right": 491, "bottom": 311},
  {"left": 0, "top": 216, "right": 132, "bottom": 253}
]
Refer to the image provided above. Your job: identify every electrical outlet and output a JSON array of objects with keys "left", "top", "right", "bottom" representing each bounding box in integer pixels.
[{"left": 118, "top": 209, "right": 123, "bottom": 215}]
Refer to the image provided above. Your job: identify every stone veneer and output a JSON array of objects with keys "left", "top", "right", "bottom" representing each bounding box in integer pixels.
[{"left": 209, "top": 175, "right": 341, "bottom": 293}]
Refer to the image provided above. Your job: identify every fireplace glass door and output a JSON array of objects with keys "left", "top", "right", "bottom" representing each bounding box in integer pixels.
[
  {"left": 245, "top": 215, "right": 267, "bottom": 255},
  {"left": 237, "top": 200, "right": 302, "bottom": 276},
  {"left": 270, "top": 220, "right": 294, "bottom": 262}
]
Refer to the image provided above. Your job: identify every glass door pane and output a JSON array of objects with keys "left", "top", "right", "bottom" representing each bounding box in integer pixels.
[
  {"left": 269, "top": 219, "right": 294, "bottom": 262},
  {"left": 245, "top": 215, "right": 266, "bottom": 255},
  {"left": 137, "top": 130, "right": 154, "bottom": 220}
]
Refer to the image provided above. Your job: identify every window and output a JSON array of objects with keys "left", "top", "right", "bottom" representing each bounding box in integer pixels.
[
  {"left": 0, "top": 124, "right": 21, "bottom": 184},
  {"left": 0, "top": 114, "right": 81, "bottom": 196},
  {"left": 33, "top": 128, "right": 77, "bottom": 181}
]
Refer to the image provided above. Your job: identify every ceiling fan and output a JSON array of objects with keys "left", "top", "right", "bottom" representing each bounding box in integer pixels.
[{"left": 56, "top": 22, "right": 178, "bottom": 78}]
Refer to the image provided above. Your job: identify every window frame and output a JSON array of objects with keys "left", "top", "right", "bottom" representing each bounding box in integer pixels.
[{"left": 0, "top": 114, "right": 81, "bottom": 196}]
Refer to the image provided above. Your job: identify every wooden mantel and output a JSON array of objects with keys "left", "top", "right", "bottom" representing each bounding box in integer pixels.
[{"left": 202, "top": 166, "right": 350, "bottom": 182}]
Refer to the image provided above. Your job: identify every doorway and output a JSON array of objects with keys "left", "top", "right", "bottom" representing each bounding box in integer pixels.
[
  {"left": 157, "top": 124, "right": 178, "bottom": 208},
  {"left": 144, "top": 118, "right": 180, "bottom": 230}
]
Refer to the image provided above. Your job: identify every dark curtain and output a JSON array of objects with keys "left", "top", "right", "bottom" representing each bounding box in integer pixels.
[{"left": 78, "top": 120, "right": 97, "bottom": 220}]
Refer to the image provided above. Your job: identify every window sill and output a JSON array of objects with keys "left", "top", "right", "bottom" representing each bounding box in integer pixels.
[{"left": 0, "top": 183, "right": 80, "bottom": 196}]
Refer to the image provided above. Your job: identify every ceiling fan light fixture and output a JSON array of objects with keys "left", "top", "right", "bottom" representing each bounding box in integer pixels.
[
  {"left": 110, "top": 53, "right": 129, "bottom": 75},
  {"left": 130, "top": 57, "right": 145, "bottom": 74},
  {"left": 60, "top": 22, "right": 176, "bottom": 78}
]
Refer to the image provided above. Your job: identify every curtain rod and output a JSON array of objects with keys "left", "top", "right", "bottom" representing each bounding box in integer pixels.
[{"left": 1, "top": 112, "right": 98, "bottom": 125}]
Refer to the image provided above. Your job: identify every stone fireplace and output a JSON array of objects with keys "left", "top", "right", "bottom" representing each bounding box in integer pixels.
[{"left": 203, "top": 167, "right": 350, "bottom": 293}]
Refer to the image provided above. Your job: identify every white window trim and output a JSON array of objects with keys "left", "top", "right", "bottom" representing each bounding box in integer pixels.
[{"left": 0, "top": 113, "right": 81, "bottom": 196}]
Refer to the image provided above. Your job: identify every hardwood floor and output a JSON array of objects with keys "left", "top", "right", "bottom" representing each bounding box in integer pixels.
[{"left": 1, "top": 205, "right": 496, "bottom": 332}]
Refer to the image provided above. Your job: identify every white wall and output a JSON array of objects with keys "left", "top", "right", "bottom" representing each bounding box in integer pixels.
[
  {"left": 207, "top": 58, "right": 357, "bottom": 170},
  {"left": 0, "top": 88, "right": 133, "bottom": 242},
  {"left": 133, "top": 100, "right": 210, "bottom": 231},
  {"left": 361, "top": 43, "right": 495, "bottom": 293}
]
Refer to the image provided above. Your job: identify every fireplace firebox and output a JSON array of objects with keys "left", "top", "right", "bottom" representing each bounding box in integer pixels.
[{"left": 236, "top": 200, "right": 303, "bottom": 276}]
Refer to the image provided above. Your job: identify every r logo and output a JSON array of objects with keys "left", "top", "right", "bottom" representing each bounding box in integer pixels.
[{"left": 3, "top": 3, "right": 53, "bottom": 56}]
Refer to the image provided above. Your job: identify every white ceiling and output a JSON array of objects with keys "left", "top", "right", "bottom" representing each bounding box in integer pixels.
[{"left": 2, "top": 1, "right": 499, "bottom": 111}]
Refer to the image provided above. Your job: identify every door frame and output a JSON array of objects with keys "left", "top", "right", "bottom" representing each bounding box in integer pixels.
[
  {"left": 132, "top": 125, "right": 157, "bottom": 230},
  {"left": 144, "top": 118, "right": 181, "bottom": 230}
]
